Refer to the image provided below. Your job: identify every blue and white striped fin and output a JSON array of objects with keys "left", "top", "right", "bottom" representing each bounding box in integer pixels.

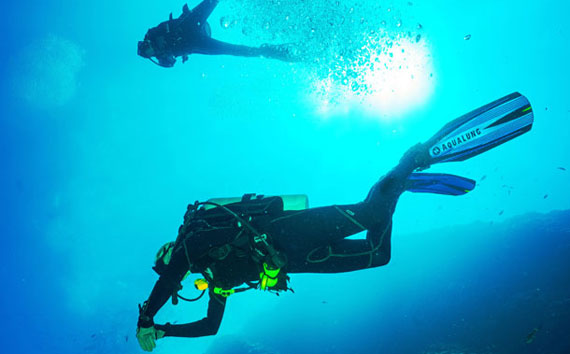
[{"left": 426, "top": 92, "right": 533, "bottom": 164}]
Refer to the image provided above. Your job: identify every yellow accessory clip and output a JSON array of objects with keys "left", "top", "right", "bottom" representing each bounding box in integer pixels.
[
  {"left": 259, "top": 262, "right": 280, "bottom": 290},
  {"left": 194, "top": 278, "right": 209, "bottom": 291}
]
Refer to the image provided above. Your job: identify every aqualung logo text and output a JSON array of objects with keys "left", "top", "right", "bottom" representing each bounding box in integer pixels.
[{"left": 432, "top": 128, "right": 482, "bottom": 155}]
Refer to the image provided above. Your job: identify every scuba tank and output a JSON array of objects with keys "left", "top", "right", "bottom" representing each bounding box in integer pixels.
[{"left": 203, "top": 194, "right": 308, "bottom": 211}]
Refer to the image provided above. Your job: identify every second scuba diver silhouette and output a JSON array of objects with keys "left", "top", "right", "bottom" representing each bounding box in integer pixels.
[
  {"left": 138, "top": 0, "right": 298, "bottom": 67},
  {"left": 135, "top": 93, "right": 535, "bottom": 351}
]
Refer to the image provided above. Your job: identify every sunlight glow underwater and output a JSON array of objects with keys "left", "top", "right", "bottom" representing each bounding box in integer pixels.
[
  {"left": 311, "top": 30, "right": 434, "bottom": 119},
  {"left": 11, "top": 34, "right": 85, "bottom": 109}
]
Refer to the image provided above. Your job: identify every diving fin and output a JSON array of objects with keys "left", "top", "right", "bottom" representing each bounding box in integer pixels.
[
  {"left": 424, "top": 92, "right": 533, "bottom": 166},
  {"left": 406, "top": 173, "right": 476, "bottom": 196}
]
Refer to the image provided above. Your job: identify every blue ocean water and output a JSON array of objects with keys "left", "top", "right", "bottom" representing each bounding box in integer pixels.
[{"left": 1, "top": 0, "right": 569, "bottom": 353}]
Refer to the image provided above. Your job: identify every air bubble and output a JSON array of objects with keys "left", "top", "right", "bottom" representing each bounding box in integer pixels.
[{"left": 220, "top": 17, "right": 231, "bottom": 29}]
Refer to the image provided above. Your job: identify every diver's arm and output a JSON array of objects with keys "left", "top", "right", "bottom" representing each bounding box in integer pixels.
[
  {"left": 138, "top": 247, "right": 190, "bottom": 326},
  {"left": 138, "top": 276, "right": 178, "bottom": 327},
  {"left": 155, "top": 291, "right": 226, "bottom": 337},
  {"left": 190, "top": 0, "right": 219, "bottom": 23}
]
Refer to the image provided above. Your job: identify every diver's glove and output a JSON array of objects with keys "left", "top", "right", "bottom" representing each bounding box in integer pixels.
[
  {"left": 136, "top": 325, "right": 165, "bottom": 352},
  {"left": 137, "top": 301, "right": 165, "bottom": 352}
]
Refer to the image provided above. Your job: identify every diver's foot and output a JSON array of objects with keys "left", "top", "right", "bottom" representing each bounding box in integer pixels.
[{"left": 400, "top": 142, "right": 431, "bottom": 171}]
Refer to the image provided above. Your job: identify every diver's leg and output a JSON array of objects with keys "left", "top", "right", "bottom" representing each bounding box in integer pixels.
[
  {"left": 270, "top": 204, "right": 394, "bottom": 274},
  {"left": 192, "top": 37, "right": 263, "bottom": 57},
  {"left": 271, "top": 143, "right": 429, "bottom": 274},
  {"left": 268, "top": 188, "right": 395, "bottom": 274},
  {"left": 191, "top": 0, "right": 219, "bottom": 23},
  {"left": 364, "top": 142, "right": 430, "bottom": 212},
  {"left": 192, "top": 37, "right": 297, "bottom": 61},
  {"left": 258, "top": 43, "right": 299, "bottom": 62},
  {"left": 288, "top": 222, "right": 394, "bottom": 274},
  {"left": 269, "top": 143, "right": 429, "bottom": 242},
  {"left": 269, "top": 206, "right": 368, "bottom": 255}
]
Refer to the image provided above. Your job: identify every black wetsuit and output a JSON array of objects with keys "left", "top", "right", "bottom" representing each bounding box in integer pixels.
[
  {"left": 139, "top": 151, "right": 419, "bottom": 338},
  {"left": 139, "top": 0, "right": 295, "bottom": 67}
]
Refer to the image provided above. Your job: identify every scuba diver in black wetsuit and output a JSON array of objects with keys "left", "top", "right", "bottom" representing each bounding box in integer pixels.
[
  {"left": 137, "top": 0, "right": 298, "bottom": 67},
  {"left": 135, "top": 92, "right": 534, "bottom": 352},
  {"left": 136, "top": 143, "right": 431, "bottom": 351}
]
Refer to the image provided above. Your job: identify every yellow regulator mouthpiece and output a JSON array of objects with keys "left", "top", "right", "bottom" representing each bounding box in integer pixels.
[{"left": 259, "top": 263, "right": 280, "bottom": 290}]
